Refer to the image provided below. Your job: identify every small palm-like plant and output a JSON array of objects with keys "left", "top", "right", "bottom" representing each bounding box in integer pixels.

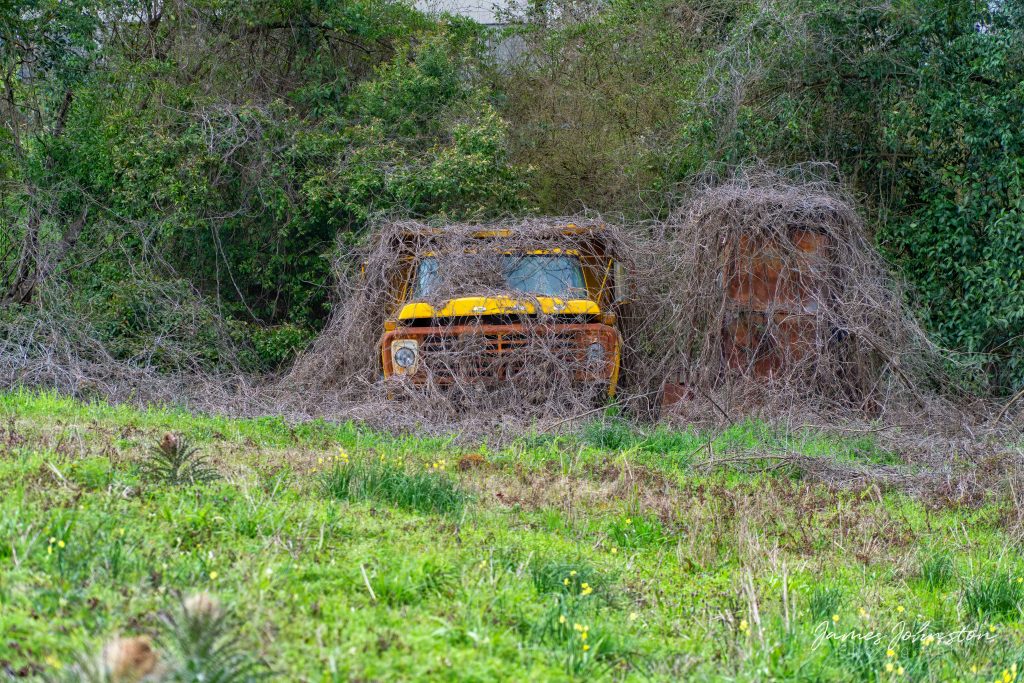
[
  {"left": 140, "top": 434, "right": 218, "bottom": 486},
  {"left": 46, "top": 637, "right": 161, "bottom": 682},
  {"left": 159, "top": 593, "right": 270, "bottom": 682},
  {"left": 45, "top": 594, "right": 270, "bottom": 682}
]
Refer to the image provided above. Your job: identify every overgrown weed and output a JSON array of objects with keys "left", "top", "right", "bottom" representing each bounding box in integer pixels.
[
  {"left": 319, "top": 452, "right": 468, "bottom": 517},
  {"left": 963, "top": 571, "right": 1024, "bottom": 620}
]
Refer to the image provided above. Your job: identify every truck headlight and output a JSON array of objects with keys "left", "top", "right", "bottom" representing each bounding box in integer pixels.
[
  {"left": 395, "top": 347, "right": 416, "bottom": 368},
  {"left": 391, "top": 340, "right": 419, "bottom": 373},
  {"left": 587, "top": 342, "right": 606, "bottom": 364}
]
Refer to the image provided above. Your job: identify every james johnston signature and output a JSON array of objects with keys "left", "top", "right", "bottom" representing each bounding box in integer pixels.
[{"left": 812, "top": 620, "right": 998, "bottom": 651}]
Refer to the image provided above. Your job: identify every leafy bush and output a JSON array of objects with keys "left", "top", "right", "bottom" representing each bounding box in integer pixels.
[
  {"left": 238, "top": 323, "right": 316, "bottom": 373},
  {"left": 3, "top": 3, "right": 528, "bottom": 373},
  {"left": 880, "top": 6, "right": 1024, "bottom": 391}
]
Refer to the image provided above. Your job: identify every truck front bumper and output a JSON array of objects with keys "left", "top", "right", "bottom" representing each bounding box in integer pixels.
[{"left": 380, "top": 323, "right": 621, "bottom": 396}]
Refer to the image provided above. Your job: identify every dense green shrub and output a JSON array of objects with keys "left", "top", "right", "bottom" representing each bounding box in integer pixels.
[
  {"left": 3, "top": 0, "right": 1023, "bottom": 389},
  {"left": 2, "top": 2, "right": 527, "bottom": 371},
  {"left": 497, "top": 0, "right": 1024, "bottom": 391},
  {"left": 880, "top": 8, "right": 1024, "bottom": 390}
]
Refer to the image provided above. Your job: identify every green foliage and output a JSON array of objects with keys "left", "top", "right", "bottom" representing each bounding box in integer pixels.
[
  {"left": 159, "top": 597, "right": 271, "bottom": 682},
  {"left": 3, "top": 0, "right": 1024, "bottom": 390},
  {"left": 497, "top": 0, "right": 1024, "bottom": 391},
  {"left": 319, "top": 454, "right": 468, "bottom": 517},
  {"left": 581, "top": 418, "right": 639, "bottom": 450},
  {"left": 5, "top": 391, "right": 1024, "bottom": 681},
  {"left": 530, "top": 559, "right": 605, "bottom": 599},
  {"left": 921, "top": 552, "right": 956, "bottom": 590},
  {"left": 963, "top": 571, "right": 1024, "bottom": 620},
  {"left": 606, "top": 515, "right": 668, "bottom": 550},
  {"left": 237, "top": 323, "right": 316, "bottom": 373},
  {"left": 807, "top": 585, "right": 844, "bottom": 623},
  {"left": 2, "top": 1, "right": 527, "bottom": 370},
  {"left": 880, "top": 5, "right": 1024, "bottom": 390}
]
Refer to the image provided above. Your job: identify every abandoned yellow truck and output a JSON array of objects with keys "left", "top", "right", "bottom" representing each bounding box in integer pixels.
[{"left": 377, "top": 224, "right": 627, "bottom": 397}]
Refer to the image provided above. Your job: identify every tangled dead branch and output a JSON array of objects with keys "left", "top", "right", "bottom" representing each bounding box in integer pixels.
[
  {"left": 0, "top": 167, "right": 1004, "bottom": 453},
  {"left": 286, "top": 217, "right": 642, "bottom": 426}
]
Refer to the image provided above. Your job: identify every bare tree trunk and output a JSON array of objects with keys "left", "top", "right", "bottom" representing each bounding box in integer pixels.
[
  {"left": 1, "top": 204, "right": 89, "bottom": 306},
  {"left": 1, "top": 69, "right": 85, "bottom": 306}
]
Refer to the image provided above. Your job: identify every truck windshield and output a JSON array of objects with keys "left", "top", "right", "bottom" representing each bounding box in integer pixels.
[{"left": 414, "top": 255, "right": 587, "bottom": 299}]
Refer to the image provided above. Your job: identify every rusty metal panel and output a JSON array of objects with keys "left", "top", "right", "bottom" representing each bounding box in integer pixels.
[{"left": 721, "top": 228, "right": 830, "bottom": 379}]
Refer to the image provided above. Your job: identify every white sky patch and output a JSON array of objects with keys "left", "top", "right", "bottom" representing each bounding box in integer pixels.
[{"left": 414, "top": 0, "right": 514, "bottom": 25}]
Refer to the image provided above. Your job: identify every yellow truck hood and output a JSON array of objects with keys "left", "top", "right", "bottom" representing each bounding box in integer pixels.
[{"left": 398, "top": 296, "right": 600, "bottom": 320}]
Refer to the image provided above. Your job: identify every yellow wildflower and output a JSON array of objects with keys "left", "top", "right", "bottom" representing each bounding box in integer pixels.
[
  {"left": 581, "top": 632, "right": 588, "bottom": 641},
  {"left": 629, "top": 612, "right": 638, "bottom": 621},
  {"left": 44, "top": 654, "right": 61, "bottom": 669},
  {"left": 922, "top": 635, "right": 935, "bottom": 647},
  {"left": 989, "top": 625, "right": 997, "bottom": 633},
  {"left": 885, "top": 663, "right": 894, "bottom": 673},
  {"left": 897, "top": 666, "right": 904, "bottom": 676},
  {"left": 49, "top": 537, "right": 56, "bottom": 544},
  {"left": 57, "top": 540, "right": 65, "bottom": 549},
  {"left": 832, "top": 614, "right": 839, "bottom": 623},
  {"left": 738, "top": 619, "right": 749, "bottom": 633},
  {"left": 583, "top": 644, "right": 590, "bottom": 652},
  {"left": 611, "top": 547, "right": 618, "bottom": 555},
  {"left": 625, "top": 518, "right": 632, "bottom": 525},
  {"left": 563, "top": 578, "right": 570, "bottom": 586},
  {"left": 559, "top": 615, "right": 567, "bottom": 625},
  {"left": 580, "top": 582, "right": 593, "bottom": 596},
  {"left": 859, "top": 607, "right": 868, "bottom": 618},
  {"left": 886, "top": 649, "right": 896, "bottom": 658},
  {"left": 573, "top": 623, "right": 583, "bottom": 632},
  {"left": 896, "top": 605, "right": 904, "bottom": 614},
  {"left": 569, "top": 570, "right": 577, "bottom": 577},
  {"left": 209, "top": 571, "right": 219, "bottom": 580}
]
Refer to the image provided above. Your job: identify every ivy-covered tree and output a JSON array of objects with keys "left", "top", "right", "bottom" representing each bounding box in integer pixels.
[{"left": 881, "top": 3, "right": 1024, "bottom": 390}]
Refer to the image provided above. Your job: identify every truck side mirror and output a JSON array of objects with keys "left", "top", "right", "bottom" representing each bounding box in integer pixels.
[{"left": 613, "top": 261, "right": 629, "bottom": 304}]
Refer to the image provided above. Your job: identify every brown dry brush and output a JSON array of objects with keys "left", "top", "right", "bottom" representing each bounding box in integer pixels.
[
  {"left": 285, "top": 169, "right": 985, "bottom": 440},
  {"left": 286, "top": 217, "right": 643, "bottom": 427},
  {"left": 0, "top": 168, "right": 1012, "bottom": 449},
  {"left": 646, "top": 168, "right": 977, "bottom": 427}
]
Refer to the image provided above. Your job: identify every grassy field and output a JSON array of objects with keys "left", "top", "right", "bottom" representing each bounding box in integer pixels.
[{"left": 1, "top": 390, "right": 1022, "bottom": 681}]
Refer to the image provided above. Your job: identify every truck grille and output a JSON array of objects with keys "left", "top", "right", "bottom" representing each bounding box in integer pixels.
[{"left": 419, "top": 331, "right": 584, "bottom": 381}]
